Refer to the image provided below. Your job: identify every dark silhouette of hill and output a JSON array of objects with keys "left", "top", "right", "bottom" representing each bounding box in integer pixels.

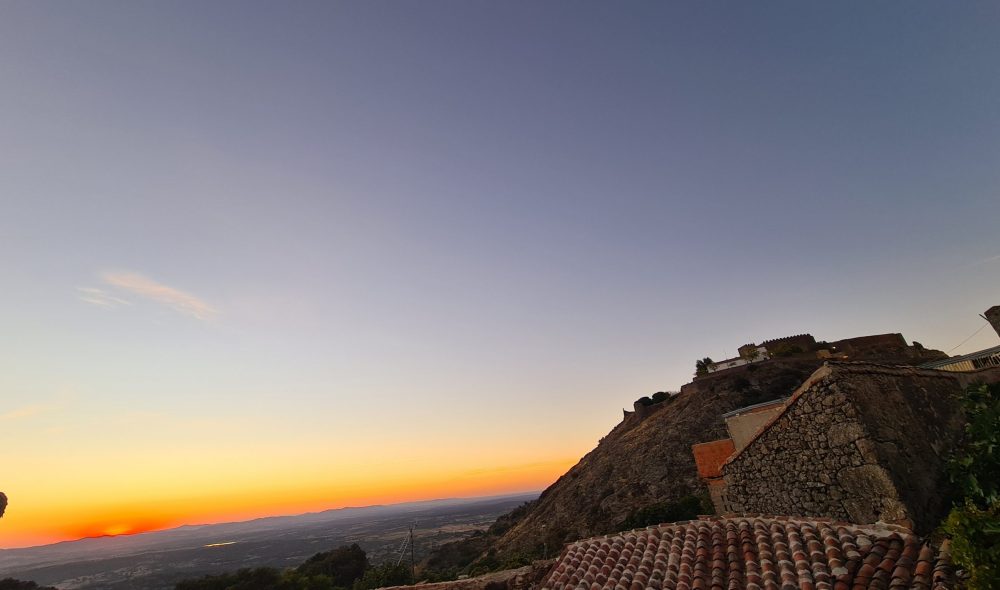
[{"left": 0, "top": 579, "right": 56, "bottom": 590}]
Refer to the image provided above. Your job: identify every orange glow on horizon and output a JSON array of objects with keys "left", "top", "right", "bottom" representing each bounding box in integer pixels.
[{"left": 0, "top": 456, "right": 578, "bottom": 549}]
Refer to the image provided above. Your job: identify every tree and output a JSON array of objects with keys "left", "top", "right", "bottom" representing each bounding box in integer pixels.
[
  {"left": 175, "top": 567, "right": 286, "bottom": 590},
  {"left": 943, "top": 382, "right": 1000, "bottom": 590},
  {"left": 949, "top": 383, "right": 1000, "bottom": 507},
  {"left": 695, "top": 357, "right": 714, "bottom": 376},
  {"left": 296, "top": 543, "right": 368, "bottom": 587},
  {"left": 174, "top": 544, "right": 370, "bottom": 590},
  {"left": 353, "top": 563, "right": 413, "bottom": 590}
]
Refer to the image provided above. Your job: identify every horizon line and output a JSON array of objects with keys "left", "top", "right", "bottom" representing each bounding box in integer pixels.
[{"left": 0, "top": 489, "right": 542, "bottom": 552}]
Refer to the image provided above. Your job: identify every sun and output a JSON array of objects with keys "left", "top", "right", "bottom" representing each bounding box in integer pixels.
[{"left": 102, "top": 524, "right": 133, "bottom": 536}]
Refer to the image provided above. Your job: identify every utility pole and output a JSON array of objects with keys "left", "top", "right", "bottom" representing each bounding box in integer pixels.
[{"left": 409, "top": 523, "right": 415, "bottom": 579}]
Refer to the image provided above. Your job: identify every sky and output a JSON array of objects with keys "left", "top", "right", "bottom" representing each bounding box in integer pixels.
[{"left": 1, "top": 1, "right": 999, "bottom": 549}]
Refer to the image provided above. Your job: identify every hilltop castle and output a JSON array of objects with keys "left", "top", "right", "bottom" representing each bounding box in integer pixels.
[{"left": 702, "top": 332, "right": 945, "bottom": 375}]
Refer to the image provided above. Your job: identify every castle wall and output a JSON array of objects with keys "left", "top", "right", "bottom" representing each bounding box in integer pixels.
[
  {"left": 760, "top": 334, "right": 816, "bottom": 353},
  {"left": 831, "top": 333, "right": 908, "bottom": 359}
]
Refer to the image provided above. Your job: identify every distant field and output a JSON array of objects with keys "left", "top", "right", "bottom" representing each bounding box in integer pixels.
[{"left": 0, "top": 493, "right": 537, "bottom": 590}]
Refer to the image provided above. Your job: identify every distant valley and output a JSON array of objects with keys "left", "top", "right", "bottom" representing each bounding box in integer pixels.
[{"left": 0, "top": 493, "right": 537, "bottom": 590}]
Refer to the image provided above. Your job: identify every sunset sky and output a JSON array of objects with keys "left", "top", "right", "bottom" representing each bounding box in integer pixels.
[{"left": 2, "top": 2, "right": 999, "bottom": 549}]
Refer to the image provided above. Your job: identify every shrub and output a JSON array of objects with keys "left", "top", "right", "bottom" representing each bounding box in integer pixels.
[
  {"left": 175, "top": 544, "right": 369, "bottom": 590},
  {"left": 944, "top": 501, "right": 1000, "bottom": 590},
  {"left": 296, "top": 543, "right": 367, "bottom": 586},
  {"left": 618, "top": 494, "right": 713, "bottom": 531},
  {"left": 948, "top": 383, "right": 1000, "bottom": 508},
  {"left": 354, "top": 563, "right": 413, "bottom": 590},
  {"left": 175, "top": 567, "right": 286, "bottom": 590}
]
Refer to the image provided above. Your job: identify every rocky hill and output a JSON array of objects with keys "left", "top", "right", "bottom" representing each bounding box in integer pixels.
[{"left": 483, "top": 359, "right": 826, "bottom": 562}]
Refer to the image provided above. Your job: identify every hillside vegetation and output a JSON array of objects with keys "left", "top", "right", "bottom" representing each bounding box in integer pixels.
[{"left": 175, "top": 543, "right": 412, "bottom": 590}]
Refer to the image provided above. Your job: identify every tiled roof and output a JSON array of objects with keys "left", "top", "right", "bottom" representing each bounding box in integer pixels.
[{"left": 540, "top": 516, "right": 953, "bottom": 590}]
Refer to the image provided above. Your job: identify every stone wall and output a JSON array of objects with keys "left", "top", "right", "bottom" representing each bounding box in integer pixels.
[
  {"left": 843, "top": 364, "right": 1000, "bottom": 531},
  {"left": 379, "top": 561, "right": 554, "bottom": 590},
  {"left": 760, "top": 334, "right": 816, "bottom": 352},
  {"left": 831, "top": 333, "right": 906, "bottom": 358},
  {"left": 830, "top": 333, "right": 948, "bottom": 365},
  {"left": 721, "top": 363, "right": 1000, "bottom": 533}
]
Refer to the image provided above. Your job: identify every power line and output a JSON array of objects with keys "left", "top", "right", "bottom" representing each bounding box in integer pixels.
[
  {"left": 395, "top": 529, "right": 409, "bottom": 566},
  {"left": 947, "top": 322, "right": 990, "bottom": 354},
  {"left": 395, "top": 522, "right": 416, "bottom": 579}
]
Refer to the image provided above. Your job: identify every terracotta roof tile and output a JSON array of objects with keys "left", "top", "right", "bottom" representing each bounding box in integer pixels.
[{"left": 540, "top": 517, "right": 953, "bottom": 590}]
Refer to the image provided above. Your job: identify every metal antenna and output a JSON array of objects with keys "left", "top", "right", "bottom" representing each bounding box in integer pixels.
[{"left": 409, "top": 522, "right": 415, "bottom": 579}]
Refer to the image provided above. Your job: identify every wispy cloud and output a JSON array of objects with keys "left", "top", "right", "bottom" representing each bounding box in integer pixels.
[
  {"left": 970, "top": 253, "right": 1000, "bottom": 268},
  {"left": 79, "top": 271, "right": 217, "bottom": 319},
  {"left": 77, "top": 287, "right": 132, "bottom": 309},
  {"left": 0, "top": 404, "right": 53, "bottom": 422},
  {"left": 99, "top": 271, "right": 217, "bottom": 320}
]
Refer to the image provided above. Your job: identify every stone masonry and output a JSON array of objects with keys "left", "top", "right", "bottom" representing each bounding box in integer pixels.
[{"left": 720, "top": 362, "right": 1000, "bottom": 533}]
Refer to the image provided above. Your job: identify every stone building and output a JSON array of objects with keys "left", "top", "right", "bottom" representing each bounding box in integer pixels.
[
  {"left": 719, "top": 362, "right": 1000, "bottom": 533},
  {"left": 692, "top": 398, "right": 788, "bottom": 510}
]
